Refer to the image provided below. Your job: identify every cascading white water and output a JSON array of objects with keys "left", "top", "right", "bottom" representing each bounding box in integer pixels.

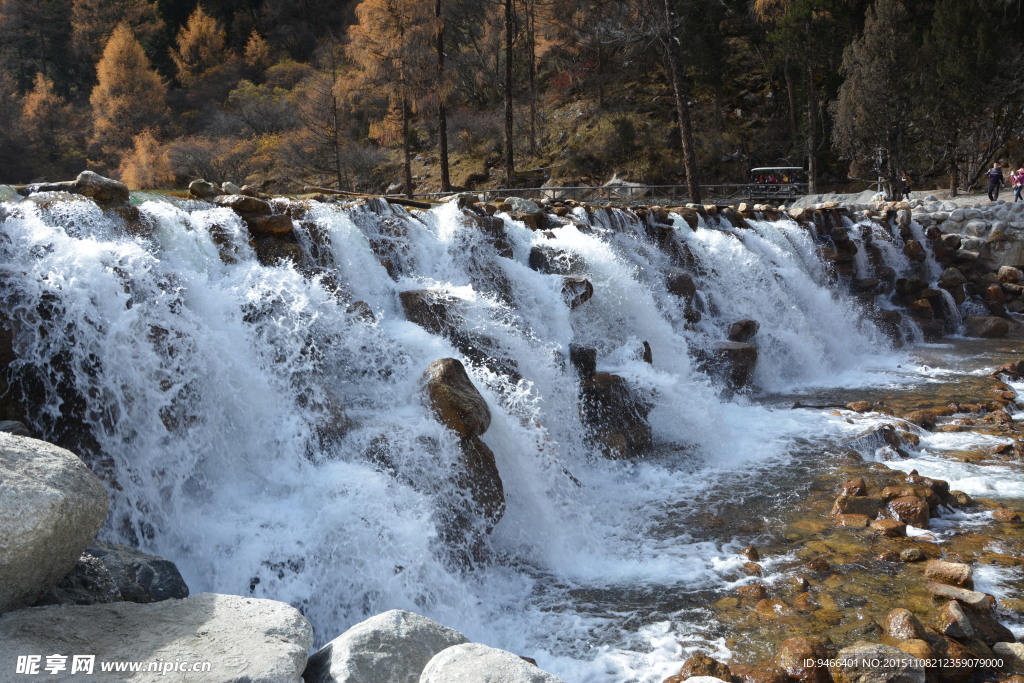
[{"left": 0, "top": 193, "right": 946, "bottom": 680}]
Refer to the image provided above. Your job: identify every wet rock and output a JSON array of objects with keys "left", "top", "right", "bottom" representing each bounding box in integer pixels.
[
  {"left": 711, "top": 341, "right": 758, "bottom": 391},
  {"left": 869, "top": 518, "right": 906, "bottom": 537},
  {"left": 846, "top": 401, "right": 873, "bottom": 413},
  {"left": 993, "top": 642, "right": 1024, "bottom": 673},
  {"left": 837, "top": 513, "right": 871, "bottom": 528},
  {"left": 189, "top": 179, "right": 220, "bottom": 199},
  {"left": 939, "top": 267, "right": 968, "bottom": 288},
  {"left": 422, "top": 358, "right": 491, "bottom": 439},
  {"left": 213, "top": 193, "right": 272, "bottom": 217},
  {"left": 899, "top": 548, "right": 924, "bottom": 562},
  {"left": 678, "top": 652, "right": 731, "bottom": 681},
  {"left": 456, "top": 437, "right": 506, "bottom": 533},
  {"left": 667, "top": 270, "right": 697, "bottom": 300},
  {"left": 1, "top": 434, "right": 109, "bottom": 613},
  {"left": 832, "top": 494, "right": 883, "bottom": 518},
  {"left": 569, "top": 345, "right": 597, "bottom": 381},
  {"left": 737, "top": 584, "right": 768, "bottom": 601},
  {"left": 840, "top": 477, "right": 868, "bottom": 496},
  {"left": 304, "top": 609, "right": 468, "bottom": 683},
  {"left": 246, "top": 214, "right": 294, "bottom": 236},
  {"left": 883, "top": 608, "right": 926, "bottom": 640},
  {"left": 37, "top": 540, "right": 188, "bottom": 606},
  {"left": 924, "top": 560, "right": 973, "bottom": 589},
  {"left": 420, "top": 642, "right": 564, "bottom": 682},
  {"left": 0, "top": 420, "right": 30, "bottom": 436},
  {"left": 75, "top": 170, "right": 129, "bottom": 204},
  {"left": 742, "top": 545, "right": 760, "bottom": 561},
  {"left": 963, "top": 316, "right": 1009, "bottom": 339},
  {"left": 992, "top": 507, "right": 1020, "bottom": 522},
  {"left": 0, "top": 593, "right": 312, "bottom": 681},
  {"left": 776, "top": 637, "right": 831, "bottom": 683},
  {"left": 936, "top": 600, "right": 974, "bottom": 640},
  {"left": 580, "top": 373, "right": 652, "bottom": 458},
  {"left": 528, "top": 245, "right": 582, "bottom": 275},
  {"left": 561, "top": 276, "right": 594, "bottom": 309},
  {"left": 926, "top": 583, "right": 993, "bottom": 611},
  {"left": 831, "top": 642, "right": 924, "bottom": 683},
  {"left": 888, "top": 495, "right": 929, "bottom": 528},
  {"left": 727, "top": 319, "right": 760, "bottom": 343},
  {"left": 400, "top": 290, "right": 460, "bottom": 337},
  {"left": 728, "top": 664, "right": 788, "bottom": 683},
  {"left": 997, "top": 266, "right": 1024, "bottom": 284}
]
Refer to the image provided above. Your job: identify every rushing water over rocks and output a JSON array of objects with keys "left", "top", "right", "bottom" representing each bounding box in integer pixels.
[{"left": 1, "top": 187, "right": 1023, "bottom": 681}]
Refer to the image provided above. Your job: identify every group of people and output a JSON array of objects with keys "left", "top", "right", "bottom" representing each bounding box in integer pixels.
[{"left": 987, "top": 162, "right": 1024, "bottom": 202}]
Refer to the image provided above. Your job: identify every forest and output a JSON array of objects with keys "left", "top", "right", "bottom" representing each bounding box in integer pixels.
[{"left": 0, "top": 0, "right": 1022, "bottom": 201}]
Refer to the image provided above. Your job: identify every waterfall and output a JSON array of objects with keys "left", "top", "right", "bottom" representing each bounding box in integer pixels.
[{"left": 0, "top": 192, "right": 916, "bottom": 679}]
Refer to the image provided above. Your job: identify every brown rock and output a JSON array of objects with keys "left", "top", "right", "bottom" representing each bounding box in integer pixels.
[
  {"left": 678, "top": 652, "right": 731, "bottom": 681},
  {"left": 755, "top": 598, "right": 793, "bottom": 618},
  {"left": 870, "top": 518, "right": 907, "bottom": 537},
  {"left": 729, "top": 664, "right": 788, "bottom": 683},
  {"left": 924, "top": 560, "right": 974, "bottom": 589},
  {"left": 883, "top": 608, "right": 926, "bottom": 640},
  {"left": 245, "top": 214, "right": 294, "bottom": 236},
  {"left": 213, "top": 193, "right": 272, "bottom": 217},
  {"left": 839, "top": 477, "right": 867, "bottom": 496},
  {"left": 895, "top": 638, "right": 933, "bottom": 663},
  {"left": 776, "top": 637, "right": 831, "bottom": 683},
  {"left": 888, "top": 495, "right": 930, "bottom": 528},
  {"left": 936, "top": 600, "right": 975, "bottom": 640},
  {"left": 728, "top": 319, "right": 760, "bottom": 343},
  {"left": 846, "top": 401, "right": 873, "bottom": 413},
  {"left": 963, "top": 316, "right": 1009, "bottom": 339},
  {"left": 561, "top": 276, "right": 594, "bottom": 309},
  {"left": 836, "top": 513, "right": 871, "bottom": 528},
  {"left": 580, "top": 373, "right": 652, "bottom": 458},
  {"left": 742, "top": 545, "right": 760, "bottom": 561},
  {"left": 737, "top": 584, "right": 767, "bottom": 602},
  {"left": 422, "top": 358, "right": 491, "bottom": 438},
  {"left": 992, "top": 507, "right": 1020, "bottom": 522},
  {"left": 926, "top": 583, "right": 994, "bottom": 611},
  {"left": 457, "top": 436, "right": 506, "bottom": 532},
  {"left": 831, "top": 494, "right": 883, "bottom": 518},
  {"left": 711, "top": 341, "right": 758, "bottom": 391}
]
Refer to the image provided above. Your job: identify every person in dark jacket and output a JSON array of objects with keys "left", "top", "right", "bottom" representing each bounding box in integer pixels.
[
  {"left": 988, "top": 162, "right": 1005, "bottom": 201},
  {"left": 900, "top": 172, "right": 911, "bottom": 200}
]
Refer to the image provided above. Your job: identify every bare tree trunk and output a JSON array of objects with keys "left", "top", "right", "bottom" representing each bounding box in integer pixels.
[
  {"left": 504, "top": 0, "right": 515, "bottom": 187},
  {"left": 402, "top": 98, "right": 413, "bottom": 199},
  {"left": 804, "top": 61, "right": 817, "bottom": 194},
  {"left": 784, "top": 57, "right": 798, "bottom": 141},
  {"left": 948, "top": 131, "right": 959, "bottom": 197},
  {"left": 435, "top": 0, "right": 451, "bottom": 191},
  {"left": 527, "top": 0, "right": 537, "bottom": 157},
  {"left": 662, "top": 0, "right": 700, "bottom": 204}
]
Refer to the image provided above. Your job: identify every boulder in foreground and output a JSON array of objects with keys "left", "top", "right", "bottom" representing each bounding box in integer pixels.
[
  {"left": 0, "top": 593, "right": 312, "bottom": 682},
  {"left": 420, "top": 642, "right": 565, "bottom": 682},
  {"left": 304, "top": 609, "right": 468, "bottom": 683},
  {"left": 0, "top": 433, "right": 108, "bottom": 613}
]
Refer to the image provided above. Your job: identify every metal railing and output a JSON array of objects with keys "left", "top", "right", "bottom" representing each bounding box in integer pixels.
[{"left": 410, "top": 182, "right": 808, "bottom": 205}]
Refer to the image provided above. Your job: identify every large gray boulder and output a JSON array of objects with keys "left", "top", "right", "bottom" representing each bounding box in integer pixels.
[
  {"left": 75, "top": 170, "right": 130, "bottom": 204},
  {"left": 304, "top": 609, "right": 468, "bottom": 683},
  {"left": 0, "top": 433, "right": 108, "bottom": 613},
  {"left": 37, "top": 540, "right": 189, "bottom": 606},
  {"left": 829, "top": 642, "right": 924, "bottom": 683},
  {"left": 419, "top": 643, "right": 564, "bottom": 683},
  {"left": 0, "top": 593, "right": 312, "bottom": 682}
]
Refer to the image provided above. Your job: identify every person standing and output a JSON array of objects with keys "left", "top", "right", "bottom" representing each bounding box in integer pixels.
[
  {"left": 988, "top": 162, "right": 1005, "bottom": 201},
  {"left": 1014, "top": 167, "right": 1024, "bottom": 203},
  {"left": 900, "top": 172, "right": 911, "bottom": 200}
]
